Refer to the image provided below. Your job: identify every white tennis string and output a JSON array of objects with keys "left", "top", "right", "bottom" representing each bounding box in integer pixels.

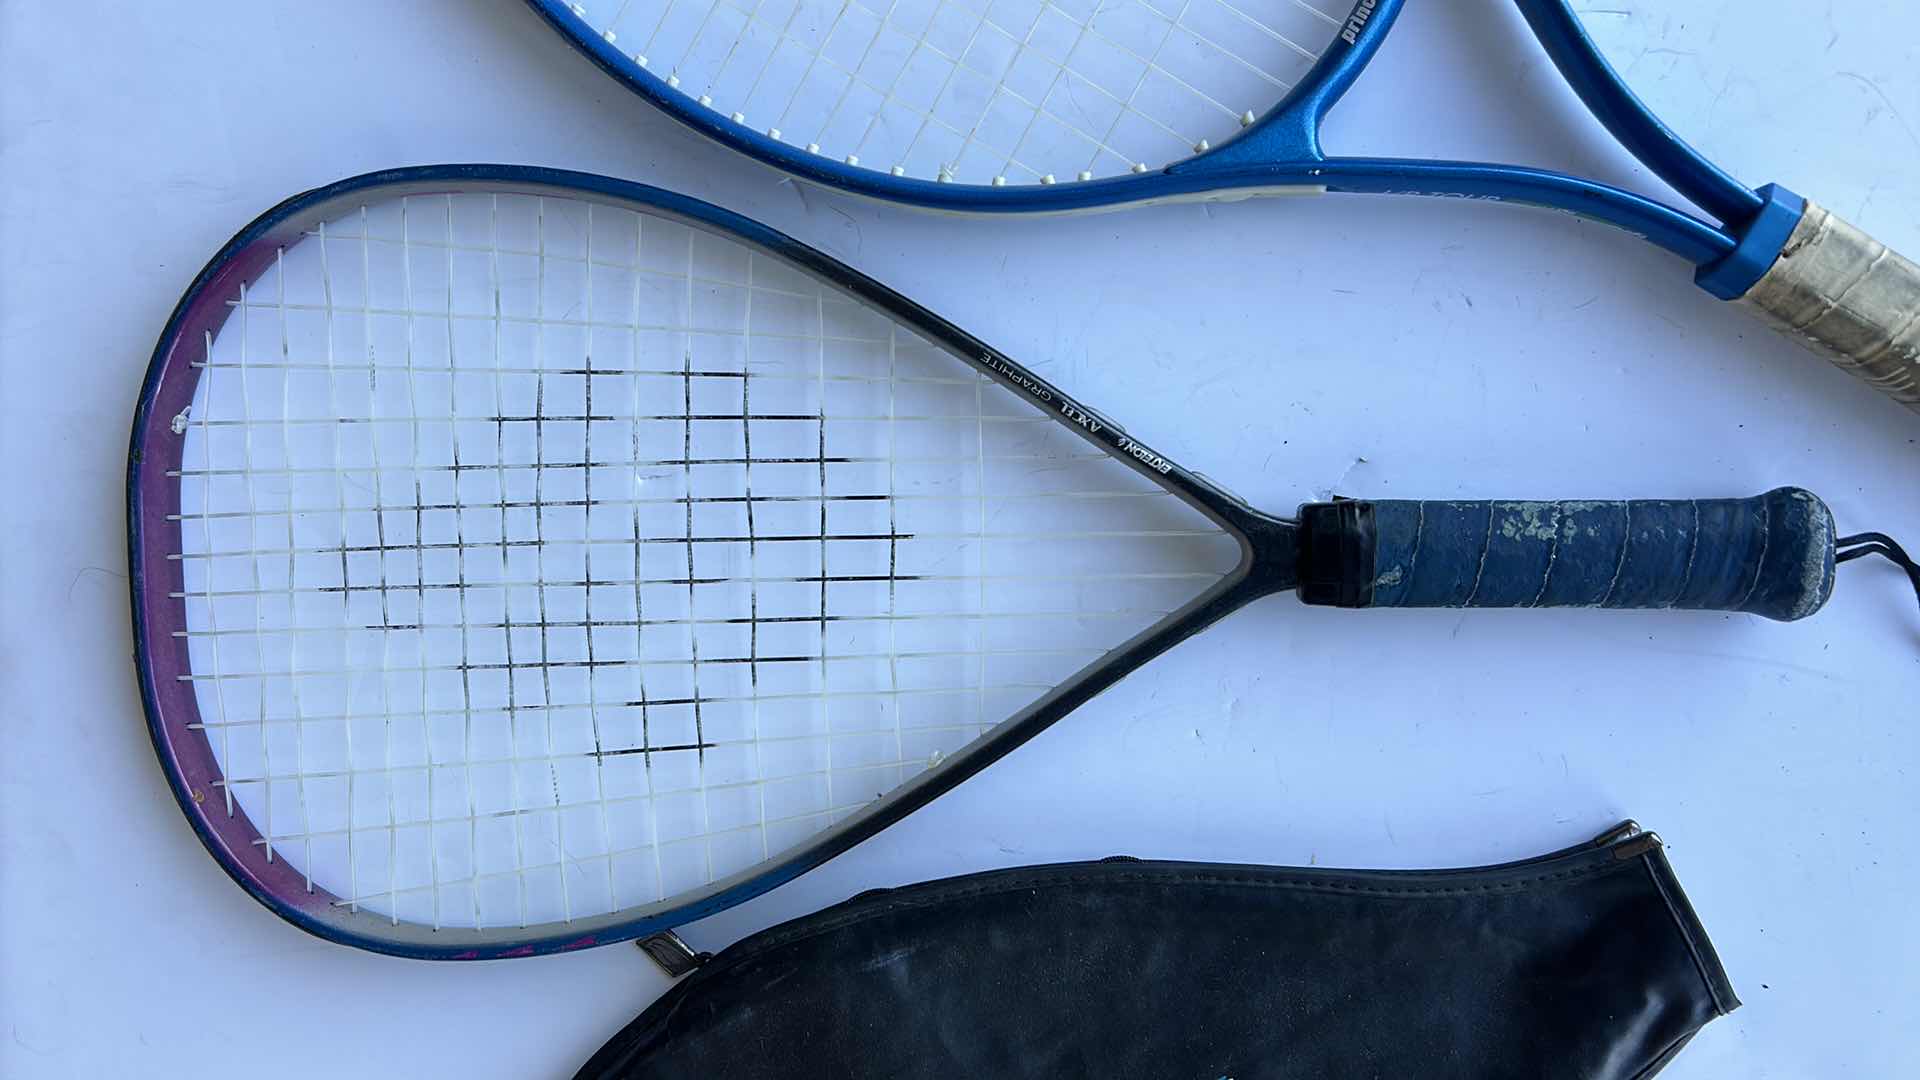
[
  {"left": 564, "top": 0, "right": 1347, "bottom": 185},
  {"left": 171, "top": 192, "right": 1239, "bottom": 931}
]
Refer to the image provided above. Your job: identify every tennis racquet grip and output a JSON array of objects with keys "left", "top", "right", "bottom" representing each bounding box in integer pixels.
[
  {"left": 1295, "top": 488, "right": 1835, "bottom": 622},
  {"left": 1739, "top": 200, "right": 1920, "bottom": 410}
]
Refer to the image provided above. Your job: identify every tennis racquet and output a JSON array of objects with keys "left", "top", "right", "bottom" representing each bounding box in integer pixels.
[
  {"left": 525, "top": 0, "right": 1920, "bottom": 411},
  {"left": 130, "top": 166, "right": 1909, "bottom": 959}
]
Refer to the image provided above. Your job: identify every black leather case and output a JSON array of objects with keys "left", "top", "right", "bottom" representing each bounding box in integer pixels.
[{"left": 580, "top": 823, "right": 1736, "bottom": 1079}]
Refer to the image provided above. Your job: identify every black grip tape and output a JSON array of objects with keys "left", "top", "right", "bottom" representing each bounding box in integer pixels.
[{"left": 1295, "top": 487, "right": 1836, "bottom": 622}]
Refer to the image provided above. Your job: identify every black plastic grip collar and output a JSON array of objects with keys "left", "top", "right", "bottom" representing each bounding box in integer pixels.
[{"left": 1295, "top": 498, "right": 1375, "bottom": 608}]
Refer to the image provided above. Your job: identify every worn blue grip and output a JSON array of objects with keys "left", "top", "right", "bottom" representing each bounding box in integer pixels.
[{"left": 1297, "top": 488, "right": 1836, "bottom": 622}]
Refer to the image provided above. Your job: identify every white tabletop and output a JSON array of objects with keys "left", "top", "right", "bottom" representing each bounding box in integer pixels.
[{"left": 2, "top": 1, "right": 1915, "bottom": 1075}]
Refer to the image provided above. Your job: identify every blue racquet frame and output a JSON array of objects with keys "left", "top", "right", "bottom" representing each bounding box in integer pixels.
[{"left": 524, "top": 0, "right": 1803, "bottom": 299}]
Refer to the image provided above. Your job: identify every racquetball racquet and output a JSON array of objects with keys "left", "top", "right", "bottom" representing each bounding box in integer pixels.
[
  {"left": 130, "top": 166, "right": 1913, "bottom": 959},
  {"left": 525, "top": 0, "right": 1920, "bottom": 410}
]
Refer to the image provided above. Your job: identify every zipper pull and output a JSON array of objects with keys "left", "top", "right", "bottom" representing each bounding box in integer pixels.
[
  {"left": 1592, "top": 820, "right": 1641, "bottom": 847},
  {"left": 1594, "top": 820, "right": 1664, "bottom": 860},
  {"left": 637, "top": 930, "right": 708, "bottom": 977}
]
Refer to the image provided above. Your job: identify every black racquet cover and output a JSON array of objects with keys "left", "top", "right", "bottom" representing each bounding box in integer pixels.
[{"left": 577, "top": 823, "right": 1735, "bottom": 1079}]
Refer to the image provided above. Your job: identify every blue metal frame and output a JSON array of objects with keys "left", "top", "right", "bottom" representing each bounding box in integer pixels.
[
  {"left": 523, "top": 0, "right": 1798, "bottom": 296},
  {"left": 1509, "top": 0, "right": 1760, "bottom": 226}
]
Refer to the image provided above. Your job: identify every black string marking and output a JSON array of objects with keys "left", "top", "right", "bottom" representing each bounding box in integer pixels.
[
  {"left": 305, "top": 456, "right": 866, "bottom": 472},
  {"left": 818, "top": 394, "right": 833, "bottom": 789},
  {"left": 628, "top": 327, "right": 656, "bottom": 800},
  {"left": 742, "top": 366, "right": 761, "bottom": 778},
  {"left": 369, "top": 611, "right": 917, "bottom": 633},
  {"left": 487, "top": 412, "right": 824, "bottom": 423},
  {"left": 275, "top": 531, "right": 914, "bottom": 558},
  {"left": 590, "top": 740, "right": 715, "bottom": 761},
  {"left": 531, "top": 229, "right": 572, "bottom": 842},
  {"left": 584, "top": 356, "right": 608, "bottom": 772},
  {"left": 178, "top": 491, "right": 892, "bottom": 521},
  {"left": 683, "top": 345, "right": 705, "bottom": 762},
  {"left": 320, "top": 571, "right": 918, "bottom": 597}
]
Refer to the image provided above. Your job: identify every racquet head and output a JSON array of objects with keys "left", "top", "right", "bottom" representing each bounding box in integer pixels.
[
  {"left": 130, "top": 166, "right": 1252, "bottom": 958},
  {"left": 525, "top": 0, "right": 1391, "bottom": 200}
]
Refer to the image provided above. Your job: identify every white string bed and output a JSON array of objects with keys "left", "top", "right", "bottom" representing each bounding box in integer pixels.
[
  {"left": 172, "top": 192, "right": 1239, "bottom": 930},
  {"left": 565, "top": 0, "right": 1348, "bottom": 184}
]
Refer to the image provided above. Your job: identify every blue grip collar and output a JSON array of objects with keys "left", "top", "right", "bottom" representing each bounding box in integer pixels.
[{"left": 1694, "top": 184, "right": 1807, "bottom": 300}]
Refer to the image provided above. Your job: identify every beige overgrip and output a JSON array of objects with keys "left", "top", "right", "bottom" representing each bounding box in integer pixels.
[{"left": 1736, "top": 199, "right": 1920, "bottom": 409}]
